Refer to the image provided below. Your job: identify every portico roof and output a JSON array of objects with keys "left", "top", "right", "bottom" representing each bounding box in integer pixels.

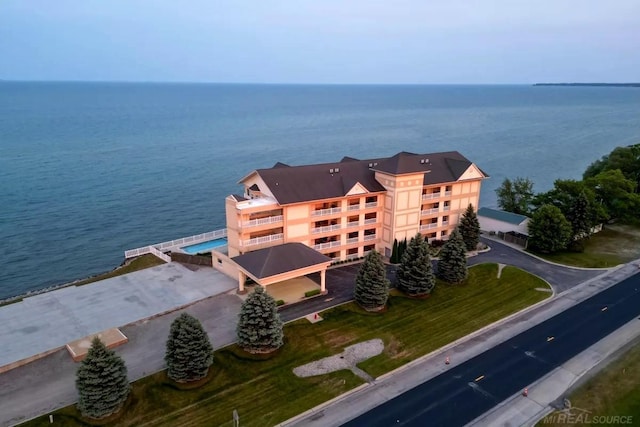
[{"left": 232, "top": 243, "right": 332, "bottom": 281}]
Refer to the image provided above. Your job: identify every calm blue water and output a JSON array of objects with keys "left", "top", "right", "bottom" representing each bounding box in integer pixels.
[
  {"left": 1, "top": 82, "right": 639, "bottom": 299},
  {"left": 181, "top": 238, "right": 228, "bottom": 255}
]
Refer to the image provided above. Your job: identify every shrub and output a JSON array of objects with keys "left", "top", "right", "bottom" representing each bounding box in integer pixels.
[
  {"left": 304, "top": 289, "right": 322, "bottom": 298},
  {"left": 276, "top": 299, "right": 285, "bottom": 306}
]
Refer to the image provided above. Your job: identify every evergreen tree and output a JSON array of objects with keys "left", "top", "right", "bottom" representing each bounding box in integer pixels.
[
  {"left": 566, "top": 191, "right": 592, "bottom": 240},
  {"left": 237, "top": 286, "right": 284, "bottom": 353},
  {"left": 459, "top": 204, "right": 481, "bottom": 251},
  {"left": 528, "top": 204, "right": 572, "bottom": 253},
  {"left": 436, "top": 228, "right": 468, "bottom": 284},
  {"left": 76, "top": 337, "right": 130, "bottom": 419},
  {"left": 354, "top": 250, "right": 390, "bottom": 310},
  {"left": 390, "top": 239, "right": 399, "bottom": 263},
  {"left": 165, "top": 312, "right": 214, "bottom": 382},
  {"left": 397, "top": 233, "right": 435, "bottom": 297},
  {"left": 398, "top": 238, "right": 408, "bottom": 260}
]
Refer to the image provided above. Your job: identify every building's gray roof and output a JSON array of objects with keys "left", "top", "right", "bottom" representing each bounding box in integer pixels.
[
  {"left": 250, "top": 151, "right": 486, "bottom": 205},
  {"left": 232, "top": 243, "right": 331, "bottom": 279},
  {"left": 477, "top": 207, "right": 529, "bottom": 225}
]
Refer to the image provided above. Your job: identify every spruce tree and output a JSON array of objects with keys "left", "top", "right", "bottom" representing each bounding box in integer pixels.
[
  {"left": 436, "top": 228, "right": 468, "bottom": 284},
  {"left": 237, "top": 286, "right": 284, "bottom": 353},
  {"left": 397, "top": 233, "right": 435, "bottom": 297},
  {"left": 76, "top": 337, "right": 130, "bottom": 419},
  {"left": 165, "top": 312, "right": 214, "bottom": 382},
  {"left": 459, "top": 203, "right": 481, "bottom": 251},
  {"left": 354, "top": 250, "right": 390, "bottom": 310}
]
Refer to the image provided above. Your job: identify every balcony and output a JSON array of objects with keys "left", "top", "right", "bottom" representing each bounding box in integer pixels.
[
  {"left": 421, "top": 192, "right": 441, "bottom": 200},
  {"left": 242, "top": 215, "right": 283, "bottom": 228},
  {"left": 364, "top": 218, "right": 377, "bottom": 224},
  {"left": 346, "top": 237, "right": 359, "bottom": 244},
  {"left": 364, "top": 201, "right": 378, "bottom": 208},
  {"left": 421, "top": 208, "right": 439, "bottom": 216},
  {"left": 311, "top": 207, "right": 342, "bottom": 217},
  {"left": 311, "top": 224, "right": 342, "bottom": 234},
  {"left": 348, "top": 204, "right": 361, "bottom": 211},
  {"left": 347, "top": 221, "right": 360, "bottom": 228},
  {"left": 313, "top": 241, "right": 342, "bottom": 250},
  {"left": 443, "top": 206, "right": 450, "bottom": 212},
  {"left": 444, "top": 190, "right": 452, "bottom": 196},
  {"left": 363, "top": 234, "right": 377, "bottom": 241},
  {"left": 346, "top": 253, "right": 360, "bottom": 260},
  {"left": 419, "top": 224, "right": 438, "bottom": 231},
  {"left": 242, "top": 233, "right": 284, "bottom": 247},
  {"left": 442, "top": 221, "right": 449, "bottom": 226}
]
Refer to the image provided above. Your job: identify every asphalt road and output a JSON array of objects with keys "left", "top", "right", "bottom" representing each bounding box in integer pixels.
[
  {"left": 344, "top": 273, "right": 640, "bottom": 427},
  {"left": 342, "top": 271, "right": 640, "bottom": 427}
]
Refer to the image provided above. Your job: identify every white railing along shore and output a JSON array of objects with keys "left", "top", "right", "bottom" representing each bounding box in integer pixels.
[{"left": 124, "top": 228, "right": 227, "bottom": 259}]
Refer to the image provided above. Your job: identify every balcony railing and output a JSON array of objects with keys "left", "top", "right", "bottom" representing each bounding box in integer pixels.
[
  {"left": 442, "top": 221, "right": 449, "bottom": 226},
  {"left": 311, "top": 207, "right": 342, "bottom": 217},
  {"left": 364, "top": 201, "right": 378, "bottom": 208},
  {"left": 347, "top": 221, "right": 359, "bottom": 228},
  {"left": 242, "top": 215, "right": 283, "bottom": 228},
  {"left": 242, "top": 233, "right": 283, "bottom": 247},
  {"left": 346, "top": 237, "right": 359, "bottom": 244},
  {"left": 364, "top": 218, "right": 377, "bottom": 224},
  {"left": 348, "top": 204, "right": 360, "bottom": 211},
  {"left": 311, "top": 224, "right": 342, "bottom": 234},
  {"left": 363, "top": 234, "right": 377, "bottom": 241},
  {"left": 421, "top": 208, "right": 439, "bottom": 216},
  {"left": 313, "top": 241, "right": 342, "bottom": 250},
  {"left": 346, "top": 253, "right": 360, "bottom": 260},
  {"left": 444, "top": 190, "right": 452, "bottom": 196},
  {"left": 419, "top": 224, "right": 438, "bottom": 231},
  {"left": 443, "top": 206, "right": 450, "bottom": 211},
  {"left": 421, "top": 192, "right": 441, "bottom": 200}
]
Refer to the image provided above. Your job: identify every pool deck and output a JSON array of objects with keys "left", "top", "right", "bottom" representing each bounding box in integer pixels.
[{"left": 0, "top": 262, "right": 236, "bottom": 372}]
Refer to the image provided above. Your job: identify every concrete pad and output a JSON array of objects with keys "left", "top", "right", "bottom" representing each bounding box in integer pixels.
[
  {"left": 66, "top": 328, "right": 128, "bottom": 362},
  {"left": 0, "top": 263, "right": 236, "bottom": 371},
  {"left": 305, "top": 313, "right": 323, "bottom": 323},
  {"left": 267, "top": 276, "right": 320, "bottom": 303}
]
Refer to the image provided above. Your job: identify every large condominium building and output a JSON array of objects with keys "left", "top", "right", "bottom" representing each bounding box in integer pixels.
[{"left": 214, "top": 151, "right": 487, "bottom": 296}]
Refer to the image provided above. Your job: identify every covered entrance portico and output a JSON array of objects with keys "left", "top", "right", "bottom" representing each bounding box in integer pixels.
[{"left": 231, "top": 243, "right": 332, "bottom": 299}]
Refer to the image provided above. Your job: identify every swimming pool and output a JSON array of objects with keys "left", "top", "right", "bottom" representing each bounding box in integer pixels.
[{"left": 181, "top": 238, "right": 228, "bottom": 254}]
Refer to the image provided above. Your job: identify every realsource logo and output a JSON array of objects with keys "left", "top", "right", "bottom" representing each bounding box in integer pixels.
[{"left": 541, "top": 407, "right": 634, "bottom": 425}]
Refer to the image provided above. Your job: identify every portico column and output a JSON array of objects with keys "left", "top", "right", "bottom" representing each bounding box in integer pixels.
[
  {"left": 320, "top": 269, "right": 326, "bottom": 294},
  {"left": 238, "top": 271, "right": 246, "bottom": 294}
]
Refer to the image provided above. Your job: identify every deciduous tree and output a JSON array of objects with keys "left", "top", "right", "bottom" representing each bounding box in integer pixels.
[
  {"left": 165, "top": 313, "right": 213, "bottom": 383},
  {"left": 528, "top": 204, "right": 572, "bottom": 253},
  {"left": 237, "top": 286, "right": 284, "bottom": 353},
  {"left": 354, "top": 250, "right": 390, "bottom": 310},
  {"left": 459, "top": 204, "right": 481, "bottom": 251},
  {"left": 76, "top": 337, "right": 130, "bottom": 419},
  {"left": 495, "top": 177, "right": 534, "bottom": 215},
  {"left": 436, "top": 228, "right": 468, "bottom": 284},
  {"left": 397, "top": 233, "right": 435, "bottom": 297}
]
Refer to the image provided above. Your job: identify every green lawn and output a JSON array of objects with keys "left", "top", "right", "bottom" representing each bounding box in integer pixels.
[
  {"left": 537, "top": 343, "right": 640, "bottom": 426},
  {"left": 23, "top": 263, "right": 550, "bottom": 427},
  {"left": 530, "top": 224, "right": 640, "bottom": 268}
]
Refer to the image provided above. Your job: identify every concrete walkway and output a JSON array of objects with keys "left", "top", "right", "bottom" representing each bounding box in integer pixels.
[
  {"left": 277, "top": 262, "right": 640, "bottom": 427},
  {"left": 0, "top": 262, "right": 236, "bottom": 370}
]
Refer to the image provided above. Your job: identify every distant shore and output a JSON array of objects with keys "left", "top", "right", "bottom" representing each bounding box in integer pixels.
[{"left": 534, "top": 83, "right": 640, "bottom": 88}]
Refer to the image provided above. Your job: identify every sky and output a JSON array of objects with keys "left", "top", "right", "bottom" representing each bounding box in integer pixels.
[{"left": 1, "top": 0, "right": 639, "bottom": 84}]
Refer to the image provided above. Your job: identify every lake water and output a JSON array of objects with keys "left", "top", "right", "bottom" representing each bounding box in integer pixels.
[{"left": 1, "top": 82, "right": 639, "bottom": 299}]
